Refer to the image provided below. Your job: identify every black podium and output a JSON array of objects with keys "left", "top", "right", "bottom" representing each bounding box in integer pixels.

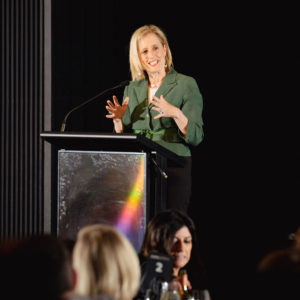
[{"left": 41, "top": 131, "right": 184, "bottom": 251}]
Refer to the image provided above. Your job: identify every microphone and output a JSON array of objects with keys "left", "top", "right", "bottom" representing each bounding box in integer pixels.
[
  {"left": 60, "top": 80, "right": 130, "bottom": 132},
  {"left": 150, "top": 157, "right": 168, "bottom": 179}
]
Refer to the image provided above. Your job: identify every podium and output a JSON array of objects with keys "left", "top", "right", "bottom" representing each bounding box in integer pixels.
[{"left": 40, "top": 131, "right": 184, "bottom": 251}]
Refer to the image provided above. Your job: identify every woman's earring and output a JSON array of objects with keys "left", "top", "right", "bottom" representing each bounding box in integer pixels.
[{"left": 164, "top": 63, "right": 167, "bottom": 68}]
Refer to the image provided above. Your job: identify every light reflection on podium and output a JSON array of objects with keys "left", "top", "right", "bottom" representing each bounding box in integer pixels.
[{"left": 57, "top": 150, "right": 146, "bottom": 252}]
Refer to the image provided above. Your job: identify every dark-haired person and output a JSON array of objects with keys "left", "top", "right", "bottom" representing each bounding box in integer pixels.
[
  {"left": 137, "top": 209, "right": 210, "bottom": 299},
  {"left": 0, "top": 234, "right": 75, "bottom": 300}
]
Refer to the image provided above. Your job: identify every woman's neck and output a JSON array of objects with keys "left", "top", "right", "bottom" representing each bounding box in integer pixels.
[{"left": 148, "top": 70, "right": 166, "bottom": 88}]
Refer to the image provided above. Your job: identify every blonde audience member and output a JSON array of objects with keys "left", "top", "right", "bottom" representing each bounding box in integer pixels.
[{"left": 72, "top": 224, "right": 141, "bottom": 300}]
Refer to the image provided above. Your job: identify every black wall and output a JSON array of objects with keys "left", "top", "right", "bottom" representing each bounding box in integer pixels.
[{"left": 51, "top": 1, "right": 298, "bottom": 299}]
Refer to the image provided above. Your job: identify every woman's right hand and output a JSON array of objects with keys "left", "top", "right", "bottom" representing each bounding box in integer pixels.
[
  {"left": 105, "top": 95, "right": 129, "bottom": 120},
  {"left": 174, "top": 270, "right": 192, "bottom": 292},
  {"left": 105, "top": 95, "right": 129, "bottom": 133}
]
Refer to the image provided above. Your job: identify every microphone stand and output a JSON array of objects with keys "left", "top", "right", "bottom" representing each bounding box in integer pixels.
[
  {"left": 60, "top": 80, "right": 129, "bottom": 132},
  {"left": 150, "top": 156, "right": 168, "bottom": 179}
]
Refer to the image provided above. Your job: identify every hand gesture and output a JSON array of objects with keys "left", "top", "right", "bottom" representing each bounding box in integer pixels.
[
  {"left": 151, "top": 95, "right": 176, "bottom": 119},
  {"left": 105, "top": 95, "right": 129, "bottom": 120}
]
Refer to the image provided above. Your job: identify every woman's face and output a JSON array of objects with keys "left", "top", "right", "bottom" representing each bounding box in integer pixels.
[
  {"left": 170, "top": 226, "right": 193, "bottom": 271},
  {"left": 138, "top": 33, "right": 167, "bottom": 75}
]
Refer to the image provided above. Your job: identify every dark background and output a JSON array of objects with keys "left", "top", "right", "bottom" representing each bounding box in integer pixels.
[{"left": 51, "top": 1, "right": 298, "bottom": 299}]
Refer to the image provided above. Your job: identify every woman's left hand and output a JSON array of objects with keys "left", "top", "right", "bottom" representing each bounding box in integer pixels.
[{"left": 151, "top": 95, "right": 177, "bottom": 119}]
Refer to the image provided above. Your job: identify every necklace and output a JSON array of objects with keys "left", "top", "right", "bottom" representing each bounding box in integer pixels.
[
  {"left": 150, "top": 83, "right": 160, "bottom": 88},
  {"left": 149, "top": 79, "right": 163, "bottom": 88}
]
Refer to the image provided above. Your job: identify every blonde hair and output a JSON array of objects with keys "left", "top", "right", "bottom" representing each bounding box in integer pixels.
[
  {"left": 129, "top": 24, "right": 173, "bottom": 81},
  {"left": 73, "top": 224, "right": 140, "bottom": 300}
]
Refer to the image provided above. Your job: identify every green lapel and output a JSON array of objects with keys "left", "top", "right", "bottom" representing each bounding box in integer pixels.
[
  {"left": 132, "top": 68, "right": 178, "bottom": 104},
  {"left": 133, "top": 79, "right": 148, "bottom": 105},
  {"left": 155, "top": 68, "right": 177, "bottom": 98}
]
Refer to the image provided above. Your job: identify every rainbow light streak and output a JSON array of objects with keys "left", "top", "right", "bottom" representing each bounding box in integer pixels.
[{"left": 116, "top": 156, "right": 145, "bottom": 235}]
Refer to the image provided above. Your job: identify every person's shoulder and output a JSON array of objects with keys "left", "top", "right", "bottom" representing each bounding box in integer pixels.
[
  {"left": 172, "top": 68, "right": 198, "bottom": 85},
  {"left": 258, "top": 247, "right": 300, "bottom": 272}
]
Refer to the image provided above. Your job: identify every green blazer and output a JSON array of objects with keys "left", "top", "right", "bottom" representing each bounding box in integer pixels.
[{"left": 122, "top": 68, "right": 204, "bottom": 156}]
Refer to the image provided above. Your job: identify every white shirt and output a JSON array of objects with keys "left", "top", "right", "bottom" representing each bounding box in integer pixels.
[{"left": 149, "top": 87, "right": 159, "bottom": 102}]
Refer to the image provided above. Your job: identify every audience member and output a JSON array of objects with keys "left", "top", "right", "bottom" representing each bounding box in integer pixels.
[
  {"left": 137, "top": 209, "right": 210, "bottom": 299},
  {"left": 255, "top": 226, "right": 300, "bottom": 299},
  {"left": 71, "top": 224, "right": 140, "bottom": 300},
  {"left": 0, "top": 234, "right": 75, "bottom": 300}
]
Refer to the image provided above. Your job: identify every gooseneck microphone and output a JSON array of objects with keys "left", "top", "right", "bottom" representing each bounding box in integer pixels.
[{"left": 60, "top": 80, "right": 130, "bottom": 132}]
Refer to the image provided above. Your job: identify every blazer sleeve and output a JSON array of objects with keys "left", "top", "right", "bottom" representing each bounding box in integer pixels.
[{"left": 181, "top": 77, "right": 204, "bottom": 146}]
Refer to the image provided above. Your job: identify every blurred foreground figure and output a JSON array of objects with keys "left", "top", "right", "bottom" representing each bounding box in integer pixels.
[
  {"left": 72, "top": 224, "right": 140, "bottom": 300},
  {"left": 0, "top": 234, "right": 74, "bottom": 300},
  {"left": 256, "top": 226, "right": 300, "bottom": 300}
]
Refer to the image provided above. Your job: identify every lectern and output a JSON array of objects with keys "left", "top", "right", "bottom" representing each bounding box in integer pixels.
[{"left": 41, "top": 132, "right": 184, "bottom": 251}]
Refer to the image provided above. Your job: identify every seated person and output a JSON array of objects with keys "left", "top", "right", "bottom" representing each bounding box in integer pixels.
[
  {"left": 0, "top": 234, "right": 74, "bottom": 300},
  {"left": 71, "top": 224, "right": 141, "bottom": 300},
  {"left": 255, "top": 225, "right": 300, "bottom": 300},
  {"left": 137, "top": 209, "right": 210, "bottom": 299}
]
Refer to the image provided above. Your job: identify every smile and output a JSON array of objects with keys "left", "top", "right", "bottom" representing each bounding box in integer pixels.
[
  {"left": 148, "top": 60, "right": 159, "bottom": 66},
  {"left": 173, "top": 254, "right": 186, "bottom": 260}
]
